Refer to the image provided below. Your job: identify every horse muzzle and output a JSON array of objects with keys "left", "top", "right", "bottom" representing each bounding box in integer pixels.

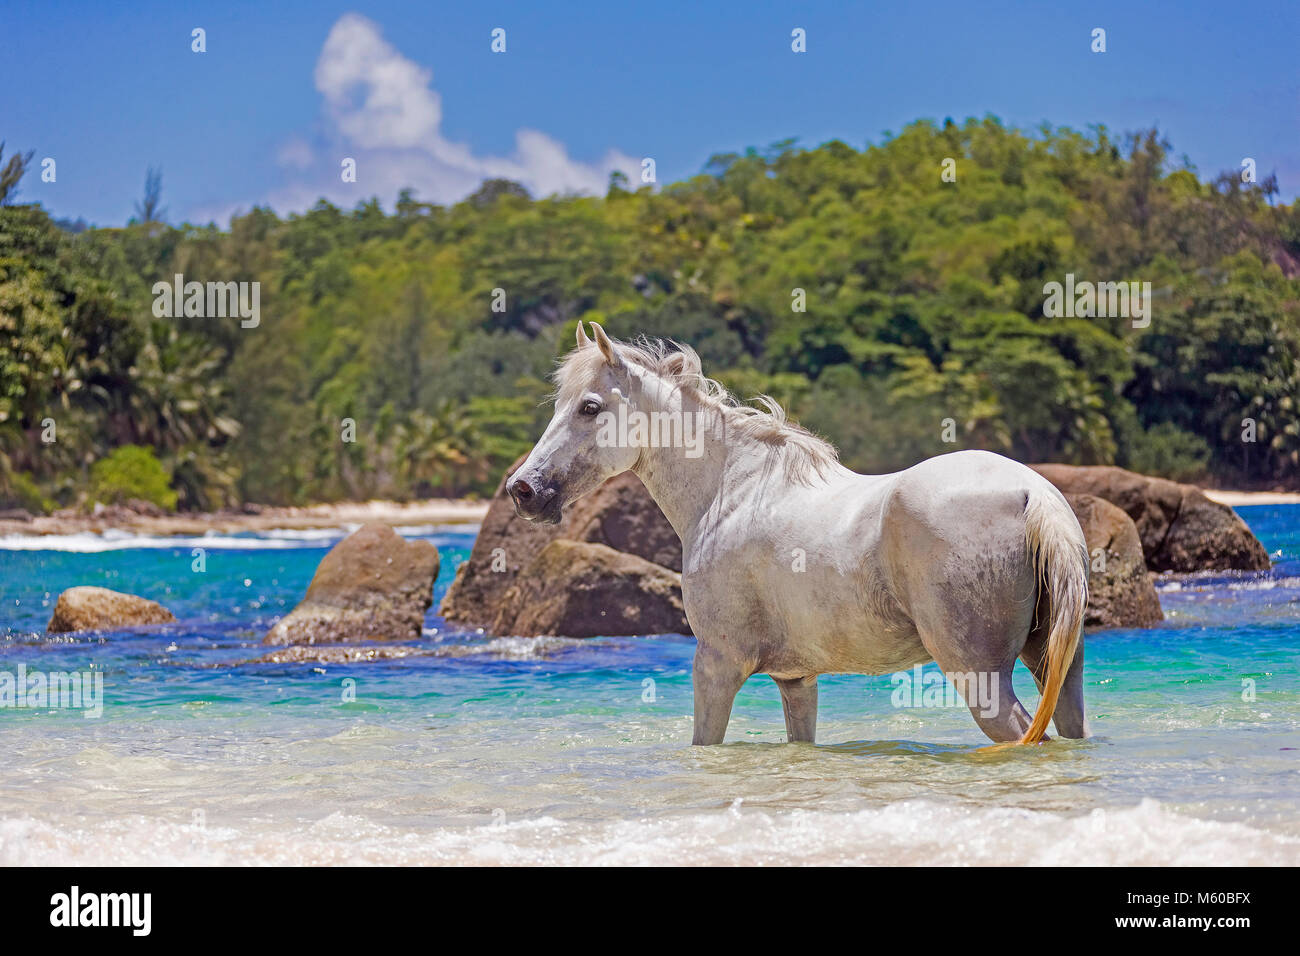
[{"left": 507, "top": 474, "right": 563, "bottom": 524}]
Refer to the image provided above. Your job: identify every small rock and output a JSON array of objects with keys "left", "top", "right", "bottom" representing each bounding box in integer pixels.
[
  {"left": 264, "top": 523, "right": 439, "bottom": 645},
  {"left": 47, "top": 586, "right": 176, "bottom": 633}
]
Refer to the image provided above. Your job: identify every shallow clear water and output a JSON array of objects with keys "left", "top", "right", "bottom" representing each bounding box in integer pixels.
[{"left": 0, "top": 509, "right": 1297, "bottom": 865}]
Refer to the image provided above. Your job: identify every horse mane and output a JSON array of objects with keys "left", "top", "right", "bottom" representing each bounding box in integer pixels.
[{"left": 554, "top": 333, "right": 840, "bottom": 485}]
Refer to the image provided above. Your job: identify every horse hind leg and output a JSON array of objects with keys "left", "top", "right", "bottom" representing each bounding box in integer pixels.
[
  {"left": 1021, "top": 606, "right": 1089, "bottom": 738},
  {"left": 918, "top": 630, "right": 1037, "bottom": 744},
  {"left": 957, "top": 663, "right": 1036, "bottom": 743}
]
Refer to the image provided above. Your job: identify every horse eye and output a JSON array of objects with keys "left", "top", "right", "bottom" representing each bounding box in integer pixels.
[{"left": 580, "top": 400, "right": 601, "bottom": 416}]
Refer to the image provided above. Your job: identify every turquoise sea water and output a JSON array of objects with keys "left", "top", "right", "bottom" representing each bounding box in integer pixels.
[{"left": 0, "top": 508, "right": 1297, "bottom": 865}]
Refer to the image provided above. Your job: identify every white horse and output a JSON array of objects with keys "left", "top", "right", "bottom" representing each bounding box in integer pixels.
[{"left": 508, "top": 322, "right": 1090, "bottom": 746}]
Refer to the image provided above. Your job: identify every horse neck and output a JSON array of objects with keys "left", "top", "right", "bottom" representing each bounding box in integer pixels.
[{"left": 628, "top": 382, "right": 766, "bottom": 544}]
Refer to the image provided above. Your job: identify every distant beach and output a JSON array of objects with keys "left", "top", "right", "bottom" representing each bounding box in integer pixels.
[
  {"left": 1203, "top": 489, "right": 1300, "bottom": 506},
  {"left": 0, "top": 499, "right": 490, "bottom": 539}
]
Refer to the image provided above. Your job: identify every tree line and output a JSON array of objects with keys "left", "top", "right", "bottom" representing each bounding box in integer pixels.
[{"left": 1, "top": 117, "right": 1298, "bottom": 512}]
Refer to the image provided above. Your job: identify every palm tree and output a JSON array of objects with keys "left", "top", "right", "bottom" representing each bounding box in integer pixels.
[
  {"left": 0, "top": 141, "right": 34, "bottom": 205},
  {"left": 396, "top": 401, "right": 484, "bottom": 497},
  {"left": 132, "top": 167, "right": 167, "bottom": 224},
  {"left": 127, "top": 321, "right": 239, "bottom": 452}
]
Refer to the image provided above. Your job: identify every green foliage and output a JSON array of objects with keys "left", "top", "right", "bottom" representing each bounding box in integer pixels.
[
  {"left": 0, "top": 141, "right": 34, "bottom": 205},
  {"left": 2, "top": 118, "right": 1298, "bottom": 506},
  {"left": 1124, "top": 422, "right": 1213, "bottom": 484},
  {"left": 89, "top": 444, "right": 178, "bottom": 510},
  {"left": 0, "top": 467, "right": 52, "bottom": 513}
]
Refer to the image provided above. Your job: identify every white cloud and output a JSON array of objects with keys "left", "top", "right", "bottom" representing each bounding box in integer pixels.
[
  {"left": 315, "top": 14, "right": 443, "bottom": 152},
  {"left": 256, "top": 12, "right": 637, "bottom": 215}
]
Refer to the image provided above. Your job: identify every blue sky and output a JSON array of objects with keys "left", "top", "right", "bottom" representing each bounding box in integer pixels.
[{"left": 3, "top": 0, "right": 1297, "bottom": 226}]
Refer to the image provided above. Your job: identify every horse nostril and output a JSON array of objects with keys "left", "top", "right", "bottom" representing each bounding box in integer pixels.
[{"left": 512, "top": 478, "right": 534, "bottom": 501}]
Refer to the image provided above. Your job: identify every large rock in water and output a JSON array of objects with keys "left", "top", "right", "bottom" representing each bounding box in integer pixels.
[
  {"left": 1065, "top": 494, "right": 1163, "bottom": 630},
  {"left": 264, "top": 523, "right": 439, "bottom": 645},
  {"left": 439, "top": 453, "right": 682, "bottom": 634},
  {"left": 490, "top": 540, "right": 690, "bottom": 637},
  {"left": 1032, "top": 464, "right": 1269, "bottom": 572},
  {"left": 47, "top": 586, "right": 176, "bottom": 633}
]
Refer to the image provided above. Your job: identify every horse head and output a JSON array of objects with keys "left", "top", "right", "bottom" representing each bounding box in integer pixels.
[{"left": 508, "top": 322, "right": 642, "bottom": 524}]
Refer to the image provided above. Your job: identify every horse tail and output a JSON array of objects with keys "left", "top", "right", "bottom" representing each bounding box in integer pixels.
[{"left": 1019, "top": 488, "right": 1088, "bottom": 745}]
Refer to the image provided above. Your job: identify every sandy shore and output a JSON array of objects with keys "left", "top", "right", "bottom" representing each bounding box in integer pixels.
[
  {"left": 1203, "top": 490, "right": 1300, "bottom": 506},
  {"left": 0, "top": 498, "right": 490, "bottom": 538}
]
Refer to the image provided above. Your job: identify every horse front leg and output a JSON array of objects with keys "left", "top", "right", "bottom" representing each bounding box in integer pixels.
[
  {"left": 774, "top": 675, "right": 818, "bottom": 743},
  {"left": 691, "top": 642, "right": 750, "bottom": 745}
]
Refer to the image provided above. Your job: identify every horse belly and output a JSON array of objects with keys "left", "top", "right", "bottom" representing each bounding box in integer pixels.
[{"left": 761, "top": 576, "right": 927, "bottom": 679}]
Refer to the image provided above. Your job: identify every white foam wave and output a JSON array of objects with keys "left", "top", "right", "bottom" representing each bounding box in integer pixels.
[
  {"left": 1227, "top": 577, "right": 1300, "bottom": 591},
  {"left": 0, "top": 525, "right": 474, "bottom": 553},
  {"left": 395, "top": 523, "right": 481, "bottom": 537},
  {"left": 1, "top": 798, "right": 1295, "bottom": 866},
  {"left": 0, "top": 531, "right": 323, "bottom": 552},
  {"left": 433, "top": 635, "right": 592, "bottom": 660},
  {"left": 1157, "top": 576, "right": 1300, "bottom": 593},
  {"left": 256, "top": 528, "right": 353, "bottom": 542}
]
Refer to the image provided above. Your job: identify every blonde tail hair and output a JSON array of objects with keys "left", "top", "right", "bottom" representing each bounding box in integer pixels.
[{"left": 1020, "top": 490, "right": 1089, "bottom": 745}]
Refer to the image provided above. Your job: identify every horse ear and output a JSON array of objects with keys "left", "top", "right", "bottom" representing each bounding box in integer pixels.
[
  {"left": 661, "top": 351, "right": 688, "bottom": 378},
  {"left": 589, "top": 322, "right": 622, "bottom": 368},
  {"left": 575, "top": 322, "right": 591, "bottom": 349}
]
